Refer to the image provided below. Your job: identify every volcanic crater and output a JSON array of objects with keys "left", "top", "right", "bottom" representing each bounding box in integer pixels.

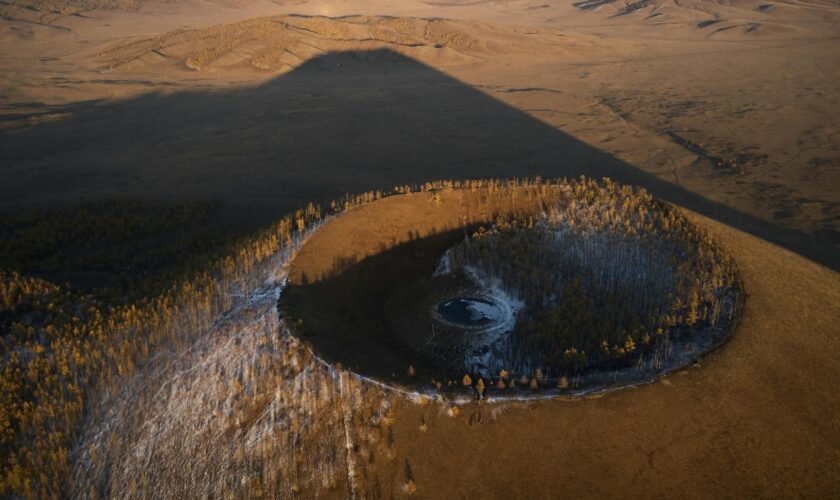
[{"left": 279, "top": 178, "right": 744, "bottom": 397}]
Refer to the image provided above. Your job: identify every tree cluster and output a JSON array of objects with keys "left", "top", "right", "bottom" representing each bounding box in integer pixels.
[{"left": 448, "top": 178, "right": 741, "bottom": 377}]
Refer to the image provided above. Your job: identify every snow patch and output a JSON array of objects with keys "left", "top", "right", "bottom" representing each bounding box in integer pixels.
[{"left": 459, "top": 265, "right": 524, "bottom": 376}]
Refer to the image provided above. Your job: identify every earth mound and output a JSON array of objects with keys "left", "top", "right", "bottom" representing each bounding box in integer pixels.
[{"left": 279, "top": 178, "right": 743, "bottom": 396}]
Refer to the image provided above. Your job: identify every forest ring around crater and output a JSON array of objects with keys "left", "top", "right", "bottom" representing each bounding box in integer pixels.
[{"left": 278, "top": 178, "right": 744, "bottom": 399}]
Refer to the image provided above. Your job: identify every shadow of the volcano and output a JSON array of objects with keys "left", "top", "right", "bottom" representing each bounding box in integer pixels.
[{"left": 1, "top": 48, "right": 836, "bottom": 270}]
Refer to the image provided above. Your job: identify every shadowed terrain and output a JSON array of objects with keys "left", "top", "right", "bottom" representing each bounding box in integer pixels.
[{"left": 1, "top": 48, "right": 837, "bottom": 272}]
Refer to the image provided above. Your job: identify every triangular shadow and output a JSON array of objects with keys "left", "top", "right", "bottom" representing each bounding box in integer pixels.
[{"left": 1, "top": 48, "right": 835, "bottom": 270}]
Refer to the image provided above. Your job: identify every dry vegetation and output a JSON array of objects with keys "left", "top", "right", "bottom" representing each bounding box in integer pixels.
[
  {"left": 0, "top": 197, "right": 322, "bottom": 495},
  {"left": 1, "top": 0, "right": 839, "bottom": 495},
  {"left": 281, "top": 178, "right": 742, "bottom": 392},
  {"left": 0, "top": 0, "right": 156, "bottom": 27},
  {"left": 448, "top": 178, "right": 741, "bottom": 378},
  {"left": 94, "top": 15, "right": 483, "bottom": 72},
  {"left": 2, "top": 180, "right": 525, "bottom": 497},
  {"left": 1, "top": 178, "right": 838, "bottom": 498}
]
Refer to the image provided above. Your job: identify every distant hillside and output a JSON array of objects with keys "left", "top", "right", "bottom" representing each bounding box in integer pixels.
[{"left": 1, "top": 0, "right": 158, "bottom": 15}]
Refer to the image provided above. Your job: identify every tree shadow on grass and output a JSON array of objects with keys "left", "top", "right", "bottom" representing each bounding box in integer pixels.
[{"left": 1, "top": 48, "right": 836, "bottom": 272}]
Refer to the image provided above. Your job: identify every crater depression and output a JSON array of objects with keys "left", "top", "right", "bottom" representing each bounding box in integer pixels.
[
  {"left": 278, "top": 179, "right": 743, "bottom": 396},
  {"left": 436, "top": 297, "right": 506, "bottom": 329}
]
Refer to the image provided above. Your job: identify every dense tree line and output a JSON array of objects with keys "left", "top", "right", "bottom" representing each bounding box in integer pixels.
[
  {"left": 0, "top": 200, "right": 231, "bottom": 299},
  {"left": 0, "top": 200, "right": 323, "bottom": 496}
]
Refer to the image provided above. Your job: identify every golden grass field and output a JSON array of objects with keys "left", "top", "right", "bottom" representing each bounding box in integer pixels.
[{"left": 295, "top": 189, "right": 840, "bottom": 498}]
